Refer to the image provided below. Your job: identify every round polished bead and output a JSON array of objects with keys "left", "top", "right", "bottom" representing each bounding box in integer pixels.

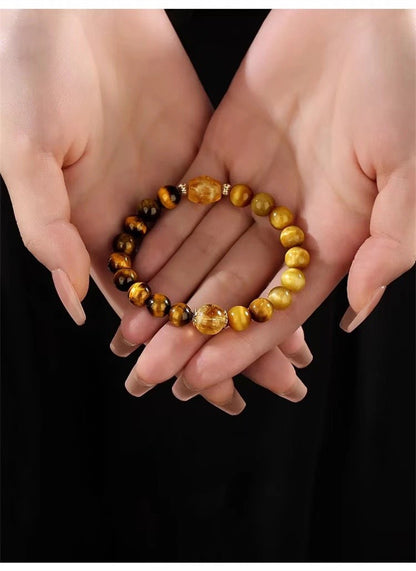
[
  {"left": 269, "top": 206, "right": 295, "bottom": 230},
  {"left": 157, "top": 185, "right": 182, "bottom": 209},
  {"left": 113, "top": 268, "right": 138, "bottom": 291},
  {"left": 192, "top": 304, "right": 228, "bottom": 335},
  {"left": 229, "top": 184, "right": 254, "bottom": 207},
  {"left": 124, "top": 215, "right": 148, "bottom": 238},
  {"left": 112, "top": 232, "right": 137, "bottom": 256},
  {"left": 187, "top": 175, "right": 222, "bottom": 204},
  {"left": 268, "top": 286, "right": 292, "bottom": 310},
  {"left": 280, "top": 225, "right": 305, "bottom": 248},
  {"left": 227, "top": 305, "right": 251, "bottom": 331},
  {"left": 251, "top": 192, "right": 275, "bottom": 216},
  {"left": 281, "top": 268, "right": 306, "bottom": 292},
  {"left": 284, "top": 246, "right": 310, "bottom": 269},
  {"left": 138, "top": 198, "right": 161, "bottom": 223},
  {"left": 169, "top": 302, "right": 194, "bottom": 327},
  {"left": 128, "top": 281, "right": 151, "bottom": 307},
  {"left": 249, "top": 298, "right": 274, "bottom": 322},
  {"left": 146, "top": 293, "right": 171, "bottom": 317},
  {"left": 108, "top": 252, "right": 131, "bottom": 273}
]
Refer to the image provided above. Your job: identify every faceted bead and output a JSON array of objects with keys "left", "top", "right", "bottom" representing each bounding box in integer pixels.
[
  {"left": 146, "top": 293, "right": 171, "bottom": 317},
  {"left": 268, "top": 286, "right": 292, "bottom": 310},
  {"left": 112, "top": 232, "right": 137, "bottom": 256},
  {"left": 113, "top": 268, "right": 138, "bottom": 291},
  {"left": 157, "top": 185, "right": 182, "bottom": 209},
  {"left": 124, "top": 215, "right": 148, "bottom": 238},
  {"left": 281, "top": 268, "right": 306, "bottom": 292},
  {"left": 108, "top": 252, "right": 131, "bottom": 273},
  {"left": 284, "top": 246, "right": 310, "bottom": 269},
  {"left": 187, "top": 175, "right": 222, "bottom": 204},
  {"left": 192, "top": 304, "right": 228, "bottom": 335},
  {"left": 249, "top": 298, "right": 274, "bottom": 322},
  {"left": 229, "top": 184, "right": 253, "bottom": 207},
  {"left": 269, "top": 206, "right": 294, "bottom": 230},
  {"left": 251, "top": 192, "right": 275, "bottom": 216},
  {"left": 138, "top": 198, "right": 161, "bottom": 223},
  {"left": 128, "top": 281, "right": 151, "bottom": 307},
  {"left": 169, "top": 302, "right": 194, "bottom": 327},
  {"left": 280, "top": 225, "right": 305, "bottom": 248},
  {"left": 227, "top": 305, "right": 251, "bottom": 331}
]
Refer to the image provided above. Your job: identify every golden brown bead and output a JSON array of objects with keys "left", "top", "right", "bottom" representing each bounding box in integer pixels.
[
  {"left": 124, "top": 216, "right": 148, "bottom": 238},
  {"left": 227, "top": 306, "right": 251, "bottom": 331},
  {"left": 146, "top": 293, "right": 171, "bottom": 317},
  {"left": 138, "top": 198, "right": 161, "bottom": 223},
  {"left": 280, "top": 225, "right": 305, "bottom": 248},
  {"left": 249, "top": 298, "right": 274, "bottom": 322},
  {"left": 229, "top": 184, "right": 254, "bottom": 207},
  {"left": 108, "top": 252, "right": 132, "bottom": 273},
  {"left": 268, "top": 286, "right": 292, "bottom": 310},
  {"left": 192, "top": 304, "right": 228, "bottom": 335},
  {"left": 251, "top": 192, "right": 275, "bottom": 216},
  {"left": 128, "top": 282, "right": 151, "bottom": 307},
  {"left": 284, "top": 247, "right": 310, "bottom": 269},
  {"left": 169, "top": 302, "right": 194, "bottom": 327},
  {"left": 187, "top": 175, "right": 222, "bottom": 204},
  {"left": 113, "top": 268, "right": 138, "bottom": 291},
  {"left": 269, "top": 206, "right": 295, "bottom": 230},
  {"left": 157, "top": 185, "right": 182, "bottom": 209},
  {"left": 112, "top": 233, "right": 137, "bottom": 256},
  {"left": 281, "top": 268, "right": 306, "bottom": 292}
]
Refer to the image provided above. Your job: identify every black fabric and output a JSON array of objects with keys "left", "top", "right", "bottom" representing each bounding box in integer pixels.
[{"left": 1, "top": 9, "right": 414, "bottom": 563}]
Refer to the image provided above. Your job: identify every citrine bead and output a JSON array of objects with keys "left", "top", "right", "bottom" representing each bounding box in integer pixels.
[
  {"left": 269, "top": 206, "right": 294, "bottom": 230},
  {"left": 227, "top": 306, "right": 251, "bottom": 331},
  {"left": 124, "top": 215, "right": 148, "bottom": 238},
  {"left": 229, "top": 184, "right": 253, "bottom": 207},
  {"left": 281, "top": 268, "right": 306, "bottom": 292},
  {"left": 280, "top": 225, "right": 305, "bottom": 248},
  {"left": 192, "top": 304, "right": 228, "bottom": 335},
  {"left": 268, "top": 286, "right": 292, "bottom": 310},
  {"left": 249, "top": 298, "right": 274, "bottom": 322},
  {"left": 146, "top": 293, "right": 171, "bottom": 317},
  {"left": 169, "top": 302, "right": 194, "bottom": 327},
  {"left": 112, "top": 232, "right": 137, "bottom": 256},
  {"left": 108, "top": 252, "right": 131, "bottom": 273},
  {"left": 128, "top": 282, "right": 151, "bottom": 307},
  {"left": 113, "top": 268, "right": 138, "bottom": 291},
  {"left": 157, "top": 185, "right": 182, "bottom": 209},
  {"left": 187, "top": 175, "right": 222, "bottom": 204},
  {"left": 284, "top": 247, "right": 310, "bottom": 269},
  {"left": 251, "top": 192, "right": 275, "bottom": 216},
  {"left": 138, "top": 198, "right": 161, "bottom": 223}
]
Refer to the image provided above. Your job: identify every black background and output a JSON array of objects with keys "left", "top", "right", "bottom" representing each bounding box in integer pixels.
[{"left": 1, "top": 9, "right": 415, "bottom": 562}]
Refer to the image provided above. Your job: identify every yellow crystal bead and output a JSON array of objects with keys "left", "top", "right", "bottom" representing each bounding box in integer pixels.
[
  {"left": 268, "top": 286, "right": 292, "bottom": 310},
  {"left": 284, "top": 247, "right": 310, "bottom": 269},
  {"left": 280, "top": 225, "right": 305, "bottom": 248},
  {"left": 269, "top": 206, "right": 295, "bottom": 230},
  {"left": 249, "top": 298, "right": 274, "bottom": 322},
  {"left": 227, "top": 306, "right": 251, "bottom": 331},
  {"left": 192, "top": 304, "right": 228, "bottom": 335},
  {"left": 187, "top": 175, "right": 222, "bottom": 204},
  {"left": 281, "top": 268, "right": 306, "bottom": 292}
]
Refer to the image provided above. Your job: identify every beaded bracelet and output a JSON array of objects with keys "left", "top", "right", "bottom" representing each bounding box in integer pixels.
[{"left": 107, "top": 175, "right": 310, "bottom": 335}]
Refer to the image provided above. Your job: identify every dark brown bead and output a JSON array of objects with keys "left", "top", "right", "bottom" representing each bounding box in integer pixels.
[
  {"left": 145, "top": 293, "right": 171, "bottom": 317},
  {"left": 157, "top": 185, "right": 182, "bottom": 209},
  {"left": 138, "top": 198, "right": 161, "bottom": 223},
  {"left": 169, "top": 302, "right": 193, "bottom": 327},
  {"left": 124, "top": 215, "right": 148, "bottom": 238},
  {"left": 113, "top": 268, "right": 138, "bottom": 291},
  {"left": 128, "top": 282, "right": 151, "bottom": 307},
  {"left": 112, "top": 232, "right": 137, "bottom": 256},
  {"left": 108, "top": 252, "right": 131, "bottom": 273}
]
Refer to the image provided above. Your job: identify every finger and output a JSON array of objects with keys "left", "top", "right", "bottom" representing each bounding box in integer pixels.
[
  {"left": 172, "top": 376, "right": 246, "bottom": 416},
  {"left": 341, "top": 164, "right": 416, "bottom": 332},
  {"left": 278, "top": 326, "right": 313, "bottom": 369}
]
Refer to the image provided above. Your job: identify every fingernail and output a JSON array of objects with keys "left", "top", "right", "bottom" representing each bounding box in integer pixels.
[
  {"left": 216, "top": 389, "right": 246, "bottom": 416},
  {"left": 125, "top": 369, "right": 155, "bottom": 397},
  {"left": 110, "top": 327, "right": 139, "bottom": 357},
  {"left": 172, "top": 375, "right": 198, "bottom": 401},
  {"left": 288, "top": 342, "right": 313, "bottom": 369},
  {"left": 51, "top": 268, "right": 86, "bottom": 326},
  {"left": 280, "top": 376, "right": 308, "bottom": 403},
  {"left": 340, "top": 286, "right": 386, "bottom": 333}
]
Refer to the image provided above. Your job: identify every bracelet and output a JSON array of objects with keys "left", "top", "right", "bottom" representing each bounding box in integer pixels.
[{"left": 107, "top": 175, "right": 310, "bottom": 335}]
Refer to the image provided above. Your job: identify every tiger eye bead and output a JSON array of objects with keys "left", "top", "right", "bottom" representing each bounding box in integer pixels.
[
  {"left": 124, "top": 216, "right": 148, "bottom": 238},
  {"left": 157, "top": 185, "right": 182, "bottom": 209},
  {"left": 229, "top": 184, "right": 254, "bottom": 207},
  {"left": 227, "top": 306, "right": 251, "bottom": 331},
  {"left": 268, "top": 286, "right": 292, "bottom": 310},
  {"left": 187, "top": 175, "right": 222, "bottom": 204},
  {"left": 280, "top": 225, "right": 305, "bottom": 248},
  {"left": 269, "top": 206, "right": 295, "bottom": 230},
  {"left": 284, "top": 247, "right": 310, "bottom": 269},
  {"left": 138, "top": 198, "right": 161, "bottom": 223},
  {"left": 128, "top": 281, "right": 151, "bottom": 307},
  {"left": 112, "top": 232, "right": 137, "bottom": 256},
  {"left": 192, "top": 304, "right": 228, "bottom": 335},
  {"left": 108, "top": 252, "right": 131, "bottom": 273},
  {"left": 169, "top": 302, "right": 194, "bottom": 327},
  {"left": 146, "top": 293, "right": 171, "bottom": 317},
  {"left": 281, "top": 268, "right": 306, "bottom": 292},
  {"left": 113, "top": 268, "right": 138, "bottom": 291},
  {"left": 249, "top": 298, "right": 274, "bottom": 322},
  {"left": 251, "top": 192, "right": 275, "bottom": 216}
]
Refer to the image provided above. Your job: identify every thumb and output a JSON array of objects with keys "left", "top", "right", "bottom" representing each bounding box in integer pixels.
[
  {"left": 2, "top": 151, "right": 90, "bottom": 325},
  {"left": 340, "top": 163, "right": 415, "bottom": 332}
]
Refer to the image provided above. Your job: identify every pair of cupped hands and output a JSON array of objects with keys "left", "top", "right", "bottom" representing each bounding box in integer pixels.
[{"left": 1, "top": 9, "right": 415, "bottom": 415}]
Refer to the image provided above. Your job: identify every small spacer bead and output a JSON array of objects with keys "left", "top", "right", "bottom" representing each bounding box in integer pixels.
[
  {"left": 222, "top": 183, "right": 231, "bottom": 196},
  {"left": 178, "top": 183, "right": 188, "bottom": 195}
]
